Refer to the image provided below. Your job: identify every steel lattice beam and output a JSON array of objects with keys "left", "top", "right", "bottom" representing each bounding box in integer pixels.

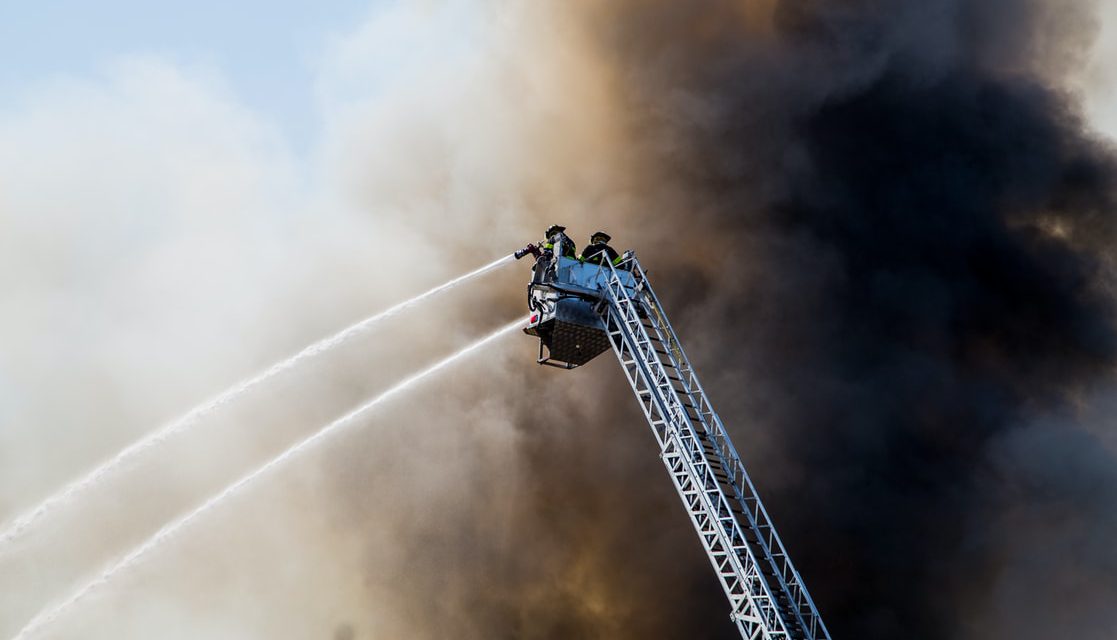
[{"left": 596, "top": 257, "right": 831, "bottom": 640}]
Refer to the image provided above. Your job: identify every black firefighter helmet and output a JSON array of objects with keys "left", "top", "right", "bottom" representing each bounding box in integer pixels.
[
  {"left": 545, "top": 224, "right": 567, "bottom": 237},
  {"left": 590, "top": 230, "right": 611, "bottom": 244}
]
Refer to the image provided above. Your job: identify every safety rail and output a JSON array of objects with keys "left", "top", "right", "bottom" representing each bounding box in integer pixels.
[{"left": 589, "top": 254, "right": 830, "bottom": 640}]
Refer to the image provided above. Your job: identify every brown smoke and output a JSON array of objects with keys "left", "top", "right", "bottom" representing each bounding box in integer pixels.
[
  {"left": 324, "top": 1, "right": 1117, "bottom": 639},
  {"left": 4, "top": 2, "right": 1117, "bottom": 639}
]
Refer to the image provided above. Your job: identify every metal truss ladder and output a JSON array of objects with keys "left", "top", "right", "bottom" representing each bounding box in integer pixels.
[{"left": 596, "top": 258, "right": 830, "bottom": 640}]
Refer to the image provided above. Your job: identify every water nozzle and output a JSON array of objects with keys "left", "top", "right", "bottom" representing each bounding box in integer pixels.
[{"left": 515, "top": 243, "right": 541, "bottom": 260}]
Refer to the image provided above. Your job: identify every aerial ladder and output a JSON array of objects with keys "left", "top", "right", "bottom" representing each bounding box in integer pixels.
[{"left": 516, "top": 246, "right": 831, "bottom": 640}]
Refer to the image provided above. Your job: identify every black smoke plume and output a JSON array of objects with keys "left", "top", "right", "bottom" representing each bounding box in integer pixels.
[
  {"left": 569, "top": 1, "right": 1117, "bottom": 638},
  {"left": 332, "top": 2, "right": 1117, "bottom": 638}
]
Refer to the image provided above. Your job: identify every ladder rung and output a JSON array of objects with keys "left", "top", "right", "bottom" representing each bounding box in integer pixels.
[{"left": 608, "top": 264, "right": 825, "bottom": 638}]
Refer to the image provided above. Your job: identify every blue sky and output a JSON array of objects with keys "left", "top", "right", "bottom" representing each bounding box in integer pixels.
[
  {"left": 0, "top": 1, "right": 376, "bottom": 150},
  {"left": 3, "top": 1, "right": 1114, "bottom": 145}
]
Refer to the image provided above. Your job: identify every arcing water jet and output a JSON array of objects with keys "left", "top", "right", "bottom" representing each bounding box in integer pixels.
[
  {"left": 10, "top": 316, "right": 524, "bottom": 640},
  {"left": 0, "top": 254, "right": 514, "bottom": 549}
]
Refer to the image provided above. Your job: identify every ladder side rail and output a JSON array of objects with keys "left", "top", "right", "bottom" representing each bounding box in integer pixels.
[
  {"left": 633, "top": 289, "right": 816, "bottom": 638},
  {"left": 598, "top": 264, "right": 793, "bottom": 639},
  {"left": 626, "top": 262, "right": 751, "bottom": 486},
  {"left": 692, "top": 398, "right": 827, "bottom": 633},
  {"left": 632, "top": 274, "right": 823, "bottom": 639},
  {"left": 628, "top": 260, "right": 752, "bottom": 485},
  {"left": 621, "top": 259, "right": 830, "bottom": 640},
  {"left": 604, "top": 303, "right": 675, "bottom": 451},
  {"left": 701, "top": 408, "right": 827, "bottom": 639},
  {"left": 601, "top": 302, "right": 782, "bottom": 639}
]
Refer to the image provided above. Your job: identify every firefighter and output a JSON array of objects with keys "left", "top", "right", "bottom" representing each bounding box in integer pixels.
[
  {"left": 580, "top": 230, "right": 622, "bottom": 268},
  {"left": 527, "top": 224, "right": 576, "bottom": 283},
  {"left": 542, "top": 224, "right": 578, "bottom": 259}
]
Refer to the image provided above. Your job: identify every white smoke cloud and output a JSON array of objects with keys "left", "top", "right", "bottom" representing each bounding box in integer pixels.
[
  {"left": 0, "top": 56, "right": 301, "bottom": 505},
  {"left": 1084, "top": 1, "right": 1117, "bottom": 140},
  {"left": 10, "top": 1, "right": 1110, "bottom": 637},
  {"left": 0, "top": 2, "right": 604, "bottom": 637},
  {"left": 0, "top": 55, "right": 349, "bottom": 637}
]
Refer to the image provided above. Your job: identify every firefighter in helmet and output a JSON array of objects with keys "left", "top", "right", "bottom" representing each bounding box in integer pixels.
[
  {"left": 580, "top": 230, "right": 623, "bottom": 268},
  {"left": 521, "top": 223, "right": 577, "bottom": 283},
  {"left": 542, "top": 224, "right": 578, "bottom": 259}
]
